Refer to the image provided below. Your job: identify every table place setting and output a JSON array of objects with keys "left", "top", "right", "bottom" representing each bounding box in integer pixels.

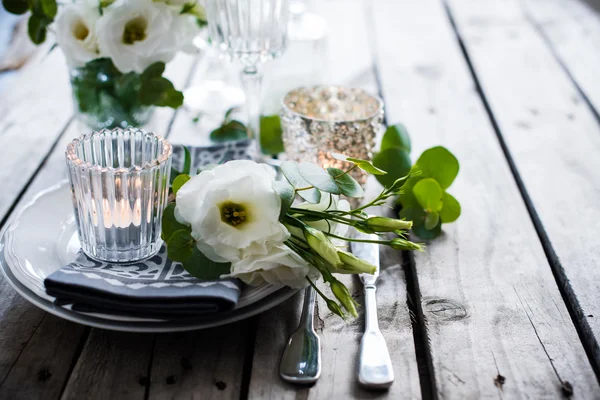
[{"left": 0, "top": 0, "right": 465, "bottom": 393}]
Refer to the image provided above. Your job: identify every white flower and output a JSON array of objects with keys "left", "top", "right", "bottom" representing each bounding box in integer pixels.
[
  {"left": 175, "top": 160, "right": 290, "bottom": 263},
  {"left": 55, "top": 2, "right": 100, "bottom": 67},
  {"left": 227, "top": 244, "right": 317, "bottom": 288},
  {"left": 95, "top": 0, "right": 199, "bottom": 73}
]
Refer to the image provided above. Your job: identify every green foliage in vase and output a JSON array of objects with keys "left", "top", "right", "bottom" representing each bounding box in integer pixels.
[
  {"left": 71, "top": 59, "right": 183, "bottom": 128},
  {"left": 373, "top": 124, "right": 461, "bottom": 239}
]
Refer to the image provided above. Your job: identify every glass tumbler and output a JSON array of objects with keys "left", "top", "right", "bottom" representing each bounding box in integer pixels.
[{"left": 65, "top": 127, "right": 172, "bottom": 263}]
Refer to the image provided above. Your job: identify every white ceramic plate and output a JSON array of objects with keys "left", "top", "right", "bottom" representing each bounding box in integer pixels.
[{"left": 0, "top": 181, "right": 297, "bottom": 332}]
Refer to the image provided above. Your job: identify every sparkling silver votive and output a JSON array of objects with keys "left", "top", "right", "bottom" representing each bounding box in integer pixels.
[
  {"left": 66, "top": 127, "right": 172, "bottom": 263},
  {"left": 280, "top": 86, "right": 384, "bottom": 184}
]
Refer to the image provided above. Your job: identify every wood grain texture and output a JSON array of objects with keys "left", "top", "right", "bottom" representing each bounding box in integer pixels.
[
  {"left": 148, "top": 321, "right": 249, "bottom": 400},
  {"left": 447, "top": 0, "right": 600, "bottom": 376},
  {"left": 372, "top": 0, "right": 600, "bottom": 397},
  {"left": 522, "top": 0, "right": 600, "bottom": 116}
]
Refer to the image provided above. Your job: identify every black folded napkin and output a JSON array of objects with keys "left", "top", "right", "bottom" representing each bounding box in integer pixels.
[
  {"left": 45, "top": 245, "right": 242, "bottom": 319},
  {"left": 45, "top": 141, "right": 253, "bottom": 319}
]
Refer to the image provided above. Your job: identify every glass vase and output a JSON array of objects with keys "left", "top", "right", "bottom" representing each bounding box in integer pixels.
[{"left": 70, "top": 59, "right": 154, "bottom": 130}]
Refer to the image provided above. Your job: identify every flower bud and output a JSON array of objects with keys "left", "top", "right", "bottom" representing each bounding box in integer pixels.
[
  {"left": 330, "top": 280, "right": 358, "bottom": 318},
  {"left": 326, "top": 299, "right": 346, "bottom": 318},
  {"left": 304, "top": 226, "right": 342, "bottom": 267},
  {"left": 390, "top": 238, "right": 423, "bottom": 251},
  {"left": 336, "top": 250, "right": 376, "bottom": 275},
  {"left": 366, "top": 217, "right": 412, "bottom": 232}
]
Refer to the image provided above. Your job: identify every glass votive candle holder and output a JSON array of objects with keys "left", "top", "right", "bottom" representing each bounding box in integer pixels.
[
  {"left": 280, "top": 85, "right": 384, "bottom": 184},
  {"left": 65, "top": 127, "right": 172, "bottom": 263}
]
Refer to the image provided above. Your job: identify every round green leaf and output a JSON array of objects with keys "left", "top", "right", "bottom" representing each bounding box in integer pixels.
[
  {"left": 141, "top": 62, "right": 166, "bottom": 79},
  {"left": 327, "top": 167, "right": 364, "bottom": 198},
  {"left": 272, "top": 180, "right": 294, "bottom": 219},
  {"left": 281, "top": 161, "right": 321, "bottom": 203},
  {"left": 260, "top": 115, "right": 284, "bottom": 155},
  {"left": 161, "top": 203, "right": 190, "bottom": 242},
  {"left": 182, "top": 247, "right": 232, "bottom": 280},
  {"left": 439, "top": 192, "right": 461, "bottom": 223},
  {"left": 399, "top": 207, "right": 442, "bottom": 239},
  {"left": 424, "top": 211, "right": 439, "bottom": 230},
  {"left": 381, "top": 123, "right": 411, "bottom": 153},
  {"left": 3, "top": 0, "right": 28, "bottom": 14},
  {"left": 172, "top": 174, "right": 190, "bottom": 196},
  {"left": 298, "top": 162, "right": 341, "bottom": 194},
  {"left": 397, "top": 175, "right": 422, "bottom": 208},
  {"left": 210, "top": 120, "right": 247, "bottom": 142},
  {"left": 166, "top": 229, "right": 195, "bottom": 261},
  {"left": 415, "top": 146, "right": 459, "bottom": 189},
  {"left": 40, "top": 0, "right": 57, "bottom": 18},
  {"left": 373, "top": 148, "right": 412, "bottom": 188},
  {"left": 413, "top": 178, "right": 443, "bottom": 212},
  {"left": 28, "top": 14, "right": 50, "bottom": 44}
]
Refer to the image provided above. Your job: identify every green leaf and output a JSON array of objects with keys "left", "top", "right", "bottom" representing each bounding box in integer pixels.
[
  {"left": 162, "top": 203, "right": 189, "bottom": 242},
  {"left": 172, "top": 174, "right": 190, "bottom": 196},
  {"left": 166, "top": 229, "right": 195, "bottom": 261},
  {"left": 139, "top": 77, "right": 183, "bottom": 108},
  {"left": 397, "top": 174, "right": 422, "bottom": 207},
  {"left": 141, "top": 62, "right": 166, "bottom": 80},
  {"left": 210, "top": 120, "right": 247, "bottom": 142},
  {"left": 298, "top": 162, "right": 341, "bottom": 194},
  {"left": 415, "top": 146, "right": 459, "bottom": 189},
  {"left": 2, "top": 0, "right": 28, "bottom": 14},
  {"left": 182, "top": 146, "right": 192, "bottom": 175},
  {"left": 439, "top": 192, "right": 461, "bottom": 223},
  {"left": 413, "top": 178, "right": 443, "bottom": 212},
  {"left": 260, "top": 115, "right": 284, "bottom": 154},
  {"left": 346, "top": 157, "right": 387, "bottom": 175},
  {"left": 327, "top": 167, "right": 364, "bottom": 197},
  {"left": 399, "top": 206, "right": 441, "bottom": 239},
  {"left": 381, "top": 123, "right": 411, "bottom": 153},
  {"left": 373, "top": 147, "right": 412, "bottom": 188},
  {"left": 40, "top": 0, "right": 57, "bottom": 17},
  {"left": 273, "top": 180, "right": 294, "bottom": 219},
  {"left": 280, "top": 161, "right": 321, "bottom": 203},
  {"left": 182, "top": 247, "right": 231, "bottom": 281},
  {"left": 28, "top": 14, "right": 50, "bottom": 44},
  {"left": 424, "top": 211, "right": 439, "bottom": 230}
]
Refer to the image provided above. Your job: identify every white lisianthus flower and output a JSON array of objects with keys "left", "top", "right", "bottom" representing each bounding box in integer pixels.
[
  {"left": 55, "top": 2, "right": 101, "bottom": 67},
  {"left": 175, "top": 160, "right": 290, "bottom": 263},
  {"left": 227, "top": 244, "right": 317, "bottom": 288},
  {"left": 95, "top": 0, "right": 199, "bottom": 73}
]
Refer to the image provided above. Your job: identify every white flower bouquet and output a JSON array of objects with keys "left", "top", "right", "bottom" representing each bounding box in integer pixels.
[
  {"left": 164, "top": 155, "right": 423, "bottom": 318},
  {"left": 2, "top": 0, "right": 205, "bottom": 129}
]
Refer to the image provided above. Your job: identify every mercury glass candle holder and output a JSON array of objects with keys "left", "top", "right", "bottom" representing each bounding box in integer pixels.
[
  {"left": 65, "top": 127, "right": 172, "bottom": 263},
  {"left": 280, "top": 86, "right": 384, "bottom": 184}
]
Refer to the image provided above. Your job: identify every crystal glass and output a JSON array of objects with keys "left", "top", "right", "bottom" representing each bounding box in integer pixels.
[
  {"left": 280, "top": 86, "right": 384, "bottom": 184},
  {"left": 205, "top": 0, "right": 290, "bottom": 159},
  {"left": 65, "top": 127, "right": 172, "bottom": 263},
  {"left": 288, "top": 0, "right": 327, "bottom": 41}
]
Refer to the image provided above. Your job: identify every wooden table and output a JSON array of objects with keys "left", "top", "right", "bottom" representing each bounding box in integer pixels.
[{"left": 1, "top": 0, "right": 600, "bottom": 398}]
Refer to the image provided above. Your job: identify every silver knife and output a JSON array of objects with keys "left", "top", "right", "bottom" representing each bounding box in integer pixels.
[{"left": 351, "top": 234, "right": 394, "bottom": 389}]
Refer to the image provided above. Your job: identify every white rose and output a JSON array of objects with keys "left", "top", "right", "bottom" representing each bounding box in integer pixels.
[
  {"left": 227, "top": 244, "right": 317, "bottom": 288},
  {"left": 175, "top": 160, "right": 290, "bottom": 263},
  {"left": 95, "top": 0, "right": 199, "bottom": 73},
  {"left": 55, "top": 2, "right": 100, "bottom": 68}
]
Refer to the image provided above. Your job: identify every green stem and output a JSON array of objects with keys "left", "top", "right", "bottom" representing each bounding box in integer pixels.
[
  {"left": 333, "top": 164, "right": 358, "bottom": 179},
  {"left": 289, "top": 208, "right": 357, "bottom": 225},
  {"left": 323, "top": 231, "right": 392, "bottom": 245}
]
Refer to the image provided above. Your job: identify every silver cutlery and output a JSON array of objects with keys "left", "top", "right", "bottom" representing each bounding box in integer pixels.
[
  {"left": 351, "top": 236, "right": 394, "bottom": 389},
  {"left": 279, "top": 286, "right": 321, "bottom": 384}
]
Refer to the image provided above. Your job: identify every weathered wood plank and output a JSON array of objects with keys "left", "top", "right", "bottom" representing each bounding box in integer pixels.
[
  {"left": 522, "top": 0, "right": 600, "bottom": 117},
  {"left": 372, "top": 0, "right": 600, "bottom": 397},
  {"left": 247, "top": 1, "right": 422, "bottom": 398},
  {"left": 148, "top": 322, "right": 249, "bottom": 400},
  {"left": 448, "top": 0, "right": 600, "bottom": 376},
  {"left": 0, "top": 46, "right": 72, "bottom": 224}
]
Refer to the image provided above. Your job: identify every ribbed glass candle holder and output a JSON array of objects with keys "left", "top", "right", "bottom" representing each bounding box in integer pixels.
[{"left": 65, "top": 127, "right": 172, "bottom": 263}]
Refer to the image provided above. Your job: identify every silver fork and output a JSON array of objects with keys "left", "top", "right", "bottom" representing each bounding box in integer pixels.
[{"left": 279, "top": 286, "right": 321, "bottom": 384}]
